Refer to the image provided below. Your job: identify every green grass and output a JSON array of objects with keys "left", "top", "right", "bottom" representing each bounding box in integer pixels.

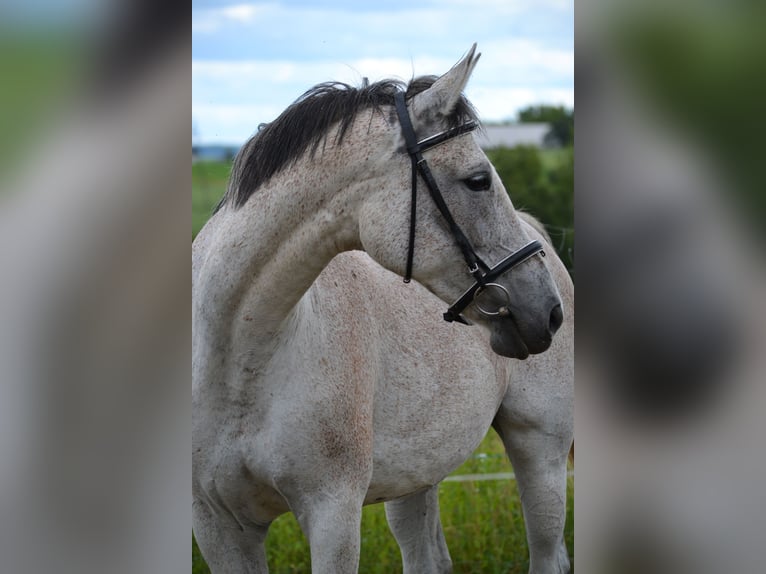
[
  {"left": 192, "top": 163, "right": 573, "bottom": 572},
  {"left": 192, "top": 430, "right": 574, "bottom": 573},
  {"left": 192, "top": 161, "right": 231, "bottom": 238}
]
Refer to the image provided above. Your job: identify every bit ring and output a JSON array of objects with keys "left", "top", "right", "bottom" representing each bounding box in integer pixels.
[{"left": 473, "top": 283, "right": 512, "bottom": 317}]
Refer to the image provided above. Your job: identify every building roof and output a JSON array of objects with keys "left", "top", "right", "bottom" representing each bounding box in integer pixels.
[
  {"left": 476, "top": 123, "right": 551, "bottom": 149},
  {"left": 193, "top": 122, "right": 554, "bottom": 161}
]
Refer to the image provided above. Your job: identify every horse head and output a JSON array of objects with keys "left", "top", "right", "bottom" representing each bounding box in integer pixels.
[{"left": 358, "top": 45, "right": 564, "bottom": 359}]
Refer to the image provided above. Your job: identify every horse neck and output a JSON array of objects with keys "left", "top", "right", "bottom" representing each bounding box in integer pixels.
[{"left": 193, "top": 128, "right": 383, "bottom": 366}]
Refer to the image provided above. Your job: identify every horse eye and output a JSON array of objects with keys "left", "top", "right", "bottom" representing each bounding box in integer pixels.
[{"left": 463, "top": 173, "right": 492, "bottom": 192}]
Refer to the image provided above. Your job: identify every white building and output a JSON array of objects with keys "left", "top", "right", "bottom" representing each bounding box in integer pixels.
[{"left": 476, "top": 123, "right": 551, "bottom": 149}]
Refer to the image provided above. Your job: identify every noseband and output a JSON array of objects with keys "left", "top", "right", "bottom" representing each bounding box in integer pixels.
[{"left": 394, "top": 92, "right": 545, "bottom": 325}]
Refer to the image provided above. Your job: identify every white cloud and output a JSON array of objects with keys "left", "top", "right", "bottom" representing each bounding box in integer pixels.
[
  {"left": 192, "top": 3, "right": 573, "bottom": 142},
  {"left": 468, "top": 87, "right": 574, "bottom": 122},
  {"left": 192, "top": 2, "right": 276, "bottom": 33},
  {"left": 437, "top": 0, "right": 570, "bottom": 13},
  {"left": 192, "top": 53, "right": 573, "bottom": 142},
  {"left": 476, "top": 39, "right": 573, "bottom": 81},
  {"left": 220, "top": 4, "right": 265, "bottom": 23}
]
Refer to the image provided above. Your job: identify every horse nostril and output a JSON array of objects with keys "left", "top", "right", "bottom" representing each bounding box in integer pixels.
[{"left": 549, "top": 303, "right": 564, "bottom": 335}]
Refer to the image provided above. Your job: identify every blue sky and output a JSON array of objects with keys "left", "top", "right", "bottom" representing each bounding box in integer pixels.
[{"left": 192, "top": 0, "right": 573, "bottom": 144}]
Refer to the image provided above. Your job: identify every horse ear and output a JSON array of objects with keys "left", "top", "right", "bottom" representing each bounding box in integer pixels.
[{"left": 410, "top": 43, "right": 481, "bottom": 125}]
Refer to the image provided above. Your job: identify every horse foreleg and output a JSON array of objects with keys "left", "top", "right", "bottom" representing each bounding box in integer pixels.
[
  {"left": 492, "top": 414, "right": 572, "bottom": 574},
  {"left": 290, "top": 489, "right": 366, "bottom": 574},
  {"left": 384, "top": 484, "right": 452, "bottom": 574},
  {"left": 192, "top": 496, "right": 270, "bottom": 573}
]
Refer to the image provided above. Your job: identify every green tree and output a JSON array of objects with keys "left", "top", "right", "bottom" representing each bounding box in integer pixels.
[
  {"left": 517, "top": 105, "right": 574, "bottom": 147},
  {"left": 486, "top": 145, "right": 574, "bottom": 274}
]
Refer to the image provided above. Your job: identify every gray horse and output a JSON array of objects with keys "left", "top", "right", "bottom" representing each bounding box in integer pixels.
[{"left": 193, "top": 45, "right": 573, "bottom": 573}]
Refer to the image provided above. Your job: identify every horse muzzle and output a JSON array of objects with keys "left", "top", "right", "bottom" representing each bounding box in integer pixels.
[
  {"left": 442, "top": 240, "right": 547, "bottom": 325},
  {"left": 482, "top": 286, "right": 563, "bottom": 359},
  {"left": 489, "top": 309, "right": 559, "bottom": 359}
]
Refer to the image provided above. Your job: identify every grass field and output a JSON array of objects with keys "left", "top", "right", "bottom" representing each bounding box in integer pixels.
[
  {"left": 192, "top": 160, "right": 574, "bottom": 572},
  {"left": 193, "top": 161, "right": 231, "bottom": 238}
]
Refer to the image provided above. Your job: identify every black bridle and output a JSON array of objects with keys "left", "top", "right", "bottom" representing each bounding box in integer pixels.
[{"left": 394, "top": 91, "right": 545, "bottom": 325}]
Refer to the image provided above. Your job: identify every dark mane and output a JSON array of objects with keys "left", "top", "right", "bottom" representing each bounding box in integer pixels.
[{"left": 215, "top": 75, "right": 479, "bottom": 212}]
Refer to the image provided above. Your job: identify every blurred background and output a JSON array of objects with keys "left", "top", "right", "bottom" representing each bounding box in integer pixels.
[
  {"left": 576, "top": 1, "right": 765, "bottom": 573},
  {"left": 0, "top": 0, "right": 189, "bottom": 572}
]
